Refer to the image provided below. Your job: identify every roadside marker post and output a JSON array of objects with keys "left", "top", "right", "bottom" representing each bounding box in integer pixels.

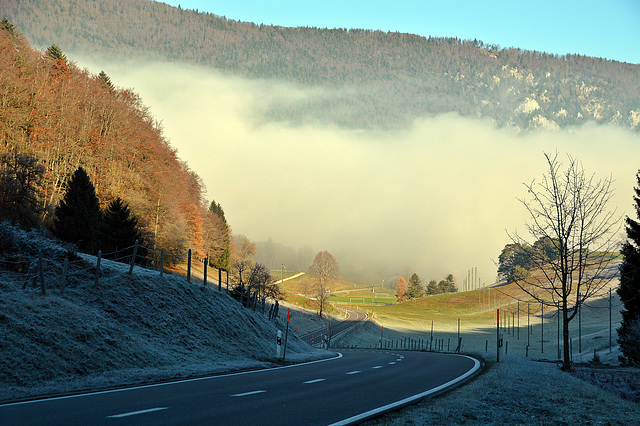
[{"left": 276, "top": 330, "right": 282, "bottom": 359}]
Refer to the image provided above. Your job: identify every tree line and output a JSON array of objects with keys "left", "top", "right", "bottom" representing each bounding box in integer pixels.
[
  {"left": 396, "top": 273, "right": 457, "bottom": 302},
  {"left": 0, "top": 20, "right": 231, "bottom": 269},
  {"left": 497, "top": 237, "right": 560, "bottom": 284}
]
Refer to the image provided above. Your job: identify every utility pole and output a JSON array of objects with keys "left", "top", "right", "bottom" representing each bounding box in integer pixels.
[
  {"left": 517, "top": 301, "right": 520, "bottom": 340},
  {"left": 557, "top": 305, "right": 561, "bottom": 360},
  {"left": 609, "top": 288, "right": 612, "bottom": 352},
  {"left": 541, "top": 303, "right": 544, "bottom": 354},
  {"left": 579, "top": 293, "right": 582, "bottom": 353}
]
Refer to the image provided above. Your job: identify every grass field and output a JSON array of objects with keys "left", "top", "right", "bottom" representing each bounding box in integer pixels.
[
  {"left": 278, "top": 264, "right": 623, "bottom": 364},
  {"left": 328, "top": 276, "right": 622, "bottom": 364}
]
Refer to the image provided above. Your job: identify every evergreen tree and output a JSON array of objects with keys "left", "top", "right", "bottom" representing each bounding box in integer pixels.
[
  {"left": 406, "top": 273, "right": 423, "bottom": 299},
  {"left": 209, "top": 199, "right": 227, "bottom": 223},
  {"left": 209, "top": 198, "right": 230, "bottom": 270},
  {"left": 446, "top": 274, "right": 458, "bottom": 293},
  {"left": 1, "top": 17, "right": 17, "bottom": 36},
  {"left": 426, "top": 279, "right": 438, "bottom": 295},
  {"left": 53, "top": 167, "right": 103, "bottom": 253},
  {"left": 45, "top": 44, "right": 65, "bottom": 60},
  {"left": 618, "top": 170, "right": 640, "bottom": 365},
  {"left": 102, "top": 197, "right": 144, "bottom": 256},
  {"left": 98, "top": 70, "right": 114, "bottom": 91}
]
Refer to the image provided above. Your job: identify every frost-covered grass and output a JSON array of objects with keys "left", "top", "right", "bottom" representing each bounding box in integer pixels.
[
  {"left": 0, "top": 223, "right": 331, "bottom": 402},
  {"left": 336, "top": 320, "right": 640, "bottom": 424},
  {"left": 369, "top": 356, "right": 640, "bottom": 425}
]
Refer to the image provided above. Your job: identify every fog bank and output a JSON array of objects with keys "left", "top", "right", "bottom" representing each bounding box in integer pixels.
[{"left": 83, "top": 61, "right": 640, "bottom": 285}]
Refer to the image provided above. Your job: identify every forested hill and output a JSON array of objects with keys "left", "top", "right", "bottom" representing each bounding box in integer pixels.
[
  {"left": 2, "top": 0, "right": 640, "bottom": 130},
  {"left": 0, "top": 22, "right": 230, "bottom": 266}
]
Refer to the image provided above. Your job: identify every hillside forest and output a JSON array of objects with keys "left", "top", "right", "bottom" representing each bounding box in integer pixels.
[
  {"left": 2, "top": 0, "right": 640, "bottom": 130},
  {"left": 0, "top": 21, "right": 231, "bottom": 268}
]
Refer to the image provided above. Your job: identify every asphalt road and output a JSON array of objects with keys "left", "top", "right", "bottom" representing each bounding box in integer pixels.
[
  {"left": 0, "top": 350, "right": 480, "bottom": 425},
  {"left": 301, "top": 307, "right": 367, "bottom": 346}
]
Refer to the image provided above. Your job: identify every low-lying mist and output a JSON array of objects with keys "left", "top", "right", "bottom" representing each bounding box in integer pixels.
[{"left": 81, "top": 60, "right": 640, "bottom": 286}]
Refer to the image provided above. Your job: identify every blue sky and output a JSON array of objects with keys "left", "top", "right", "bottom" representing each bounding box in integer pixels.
[{"left": 159, "top": 0, "right": 640, "bottom": 64}]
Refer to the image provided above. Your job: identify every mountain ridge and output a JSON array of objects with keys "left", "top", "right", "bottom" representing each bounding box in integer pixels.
[{"left": 2, "top": 0, "right": 639, "bottom": 130}]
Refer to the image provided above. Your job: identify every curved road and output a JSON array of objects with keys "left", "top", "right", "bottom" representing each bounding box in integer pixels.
[
  {"left": 0, "top": 350, "right": 480, "bottom": 425},
  {"left": 301, "top": 307, "right": 367, "bottom": 346}
]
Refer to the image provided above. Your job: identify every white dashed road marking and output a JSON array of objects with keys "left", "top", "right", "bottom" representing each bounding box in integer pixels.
[
  {"left": 107, "top": 407, "right": 168, "bottom": 418},
  {"left": 304, "top": 379, "right": 326, "bottom": 384},
  {"left": 345, "top": 371, "right": 361, "bottom": 375},
  {"left": 231, "top": 390, "right": 266, "bottom": 397}
]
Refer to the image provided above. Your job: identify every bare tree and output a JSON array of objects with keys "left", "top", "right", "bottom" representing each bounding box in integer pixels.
[
  {"left": 510, "top": 152, "right": 620, "bottom": 371},
  {"left": 247, "top": 263, "right": 281, "bottom": 313},
  {"left": 309, "top": 251, "right": 339, "bottom": 317}
]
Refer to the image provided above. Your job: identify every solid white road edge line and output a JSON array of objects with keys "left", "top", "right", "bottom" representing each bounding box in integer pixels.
[
  {"left": 231, "top": 390, "right": 266, "bottom": 397},
  {"left": 328, "top": 355, "right": 482, "bottom": 426},
  {"left": 107, "top": 407, "right": 168, "bottom": 418},
  {"left": 0, "top": 353, "right": 344, "bottom": 407}
]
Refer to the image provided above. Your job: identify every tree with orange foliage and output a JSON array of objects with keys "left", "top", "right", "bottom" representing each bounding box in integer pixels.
[{"left": 396, "top": 277, "right": 408, "bottom": 302}]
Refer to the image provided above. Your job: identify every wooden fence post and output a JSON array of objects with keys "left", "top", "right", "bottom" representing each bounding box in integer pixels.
[
  {"left": 94, "top": 250, "right": 102, "bottom": 287},
  {"left": 39, "top": 250, "right": 45, "bottom": 295},
  {"left": 218, "top": 267, "right": 222, "bottom": 291},
  {"left": 61, "top": 258, "right": 68, "bottom": 295},
  {"left": 187, "top": 249, "right": 191, "bottom": 283},
  {"left": 160, "top": 248, "right": 164, "bottom": 278},
  {"left": 128, "top": 239, "right": 139, "bottom": 276},
  {"left": 203, "top": 257, "right": 208, "bottom": 286}
]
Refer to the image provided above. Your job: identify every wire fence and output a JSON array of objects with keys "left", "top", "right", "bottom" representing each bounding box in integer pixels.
[
  {"left": 0, "top": 239, "right": 232, "bottom": 296},
  {"left": 0, "top": 238, "right": 297, "bottom": 325}
]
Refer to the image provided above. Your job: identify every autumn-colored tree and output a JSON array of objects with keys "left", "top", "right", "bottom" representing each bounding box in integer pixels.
[
  {"left": 395, "top": 277, "right": 407, "bottom": 302},
  {"left": 0, "top": 22, "right": 229, "bottom": 266},
  {"left": 186, "top": 203, "right": 206, "bottom": 259},
  {"left": 309, "top": 251, "right": 339, "bottom": 317}
]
